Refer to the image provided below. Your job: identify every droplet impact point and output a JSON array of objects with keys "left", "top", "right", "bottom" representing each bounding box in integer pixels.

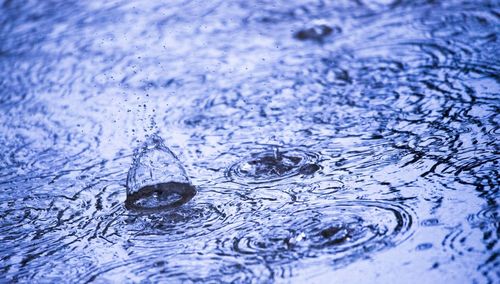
[{"left": 125, "top": 135, "right": 196, "bottom": 213}]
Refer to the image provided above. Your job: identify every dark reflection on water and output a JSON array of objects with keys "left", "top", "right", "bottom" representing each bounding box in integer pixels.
[{"left": 0, "top": 0, "right": 499, "bottom": 283}]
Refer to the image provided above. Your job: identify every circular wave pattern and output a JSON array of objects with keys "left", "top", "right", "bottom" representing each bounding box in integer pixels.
[
  {"left": 216, "top": 200, "right": 415, "bottom": 273},
  {"left": 98, "top": 190, "right": 264, "bottom": 247},
  {"left": 82, "top": 254, "right": 272, "bottom": 284},
  {"left": 227, "top": 148, "right": 320, "bottom": 184}
]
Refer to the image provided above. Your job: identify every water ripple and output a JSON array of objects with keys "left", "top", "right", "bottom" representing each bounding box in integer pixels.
[
  {"left": 227, "top": 147, "right": 320, "bottom": 184},
  {"left": 214, "top": 200, "right": 415, "bottom": 277},
  {"left": 0, "top": 0, "right": 498, "bottom": 282}
]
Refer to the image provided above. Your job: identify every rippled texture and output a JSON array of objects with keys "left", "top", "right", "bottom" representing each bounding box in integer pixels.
[
  {"left": 227, "top": 147, "right": 320, "bottom": 184},
  {"left": 0, "top": 0, "right": 498, "bottom": 283}
]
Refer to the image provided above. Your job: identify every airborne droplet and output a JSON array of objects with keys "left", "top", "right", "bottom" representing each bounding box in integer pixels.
[{"left": 125, "top": 134, "right": 196, "bottom": 213}]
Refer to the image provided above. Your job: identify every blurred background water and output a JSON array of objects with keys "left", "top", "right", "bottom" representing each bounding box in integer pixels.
[{"left": 0, "top": 0, "right": 499, "bottom": 283}]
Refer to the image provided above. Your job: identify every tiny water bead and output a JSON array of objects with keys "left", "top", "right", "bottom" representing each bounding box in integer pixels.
[
  {"left": 227, "top": 148, "right": 320, "bottom": 184},
  {"left": 125, "top": 135, "right": 196, "bottom": 213}
]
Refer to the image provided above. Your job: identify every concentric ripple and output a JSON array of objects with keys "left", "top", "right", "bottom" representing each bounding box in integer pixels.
[
  {"left": 82, "top": 253, "right": 272, "bottom": 284},
  {"left": 98, "top": 190, "right": 262, "bottom": 248},
  {"left": 227, "top": 148, "right": 320, "bottom": 184},
  {"left": 215, "top": 200, "right": 415, "bottom": 276}
]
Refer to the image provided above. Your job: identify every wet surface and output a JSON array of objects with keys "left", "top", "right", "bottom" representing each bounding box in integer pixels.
[{"left": 0, "top": 0, "right": 499, "bottom": 283}]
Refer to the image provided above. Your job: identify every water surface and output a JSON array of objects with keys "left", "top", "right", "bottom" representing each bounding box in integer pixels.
[{"left": 0, "top": 0, "right": 499, "bottom": 283}]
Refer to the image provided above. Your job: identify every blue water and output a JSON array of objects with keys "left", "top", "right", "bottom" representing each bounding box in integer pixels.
[{"left": 0, "top": 0, "right": 499, "bottom": 283}]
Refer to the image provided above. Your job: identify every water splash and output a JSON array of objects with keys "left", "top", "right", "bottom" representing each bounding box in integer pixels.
[
  {"left": 227, "top": 147, "right": 320, "bottom": 184},
  {"left": 125, "top": 135, "right": 196, "bottom": 213}
]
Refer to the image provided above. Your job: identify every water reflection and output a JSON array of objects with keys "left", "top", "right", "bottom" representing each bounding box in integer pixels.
[{"left": 0, "top": 0, "right": 498, "bottom": 283}]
